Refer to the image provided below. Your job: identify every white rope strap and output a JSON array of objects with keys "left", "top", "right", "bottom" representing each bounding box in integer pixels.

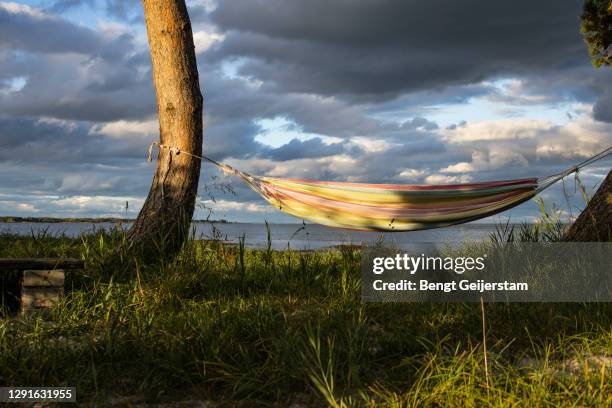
[
  {"left": 146, "top": 141, "right": 267, "bottom": 197},
  {"left": 147, "top": 141, "right": 612, "bottom": 194}
]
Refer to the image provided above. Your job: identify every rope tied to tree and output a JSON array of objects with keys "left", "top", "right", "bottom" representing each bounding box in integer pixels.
[
  {"left": 147, "top": 141, "right": 269, "bottom": 201},
  {"left": 536, "top": 145, "right": 612, "bottom": 191},
  {"left": 147, "top": 141, "right": 612, "bottom": 188}
]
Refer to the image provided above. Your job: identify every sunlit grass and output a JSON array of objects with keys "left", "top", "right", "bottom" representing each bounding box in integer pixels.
[{"left": 0, "top": 224, "right": 610, "bottom": 406}]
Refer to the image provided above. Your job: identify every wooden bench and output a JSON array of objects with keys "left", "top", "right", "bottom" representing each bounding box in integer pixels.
[{"left": 0, "top": 258, "right": 84, "bottom": 315}]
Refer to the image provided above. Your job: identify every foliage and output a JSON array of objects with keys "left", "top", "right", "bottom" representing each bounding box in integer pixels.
[{"left": 581, "top": 0, "right": 612, "bottom": 67}]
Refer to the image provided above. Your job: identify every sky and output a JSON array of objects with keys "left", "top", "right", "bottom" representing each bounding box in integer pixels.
[{"left": 0, "top": 0, "right": 611, "bottom": 223}]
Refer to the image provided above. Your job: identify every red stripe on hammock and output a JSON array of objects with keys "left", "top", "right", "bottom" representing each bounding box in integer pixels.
[{"left": 268, "top": 177, "right": 539, "bottom": 191}]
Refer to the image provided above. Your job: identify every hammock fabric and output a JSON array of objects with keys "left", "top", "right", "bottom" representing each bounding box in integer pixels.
[
  {"left": 149, "top": 143, "right": 612, "bottom": 232},
  {"left": 245, "top": 176, "right": 539, "bottom": 231}
]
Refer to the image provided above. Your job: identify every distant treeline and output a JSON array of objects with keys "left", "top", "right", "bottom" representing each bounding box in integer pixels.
[{"left": 0, "top": 216, "right": 231, "bottom": 224}]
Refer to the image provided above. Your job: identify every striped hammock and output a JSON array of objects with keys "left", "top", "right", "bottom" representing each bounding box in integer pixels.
[
  {"left": 150, "top": 143, "right": 612, "bottom": 232},
  {"left": 245, "top": 176, "right": 540, "bottom": 231}
]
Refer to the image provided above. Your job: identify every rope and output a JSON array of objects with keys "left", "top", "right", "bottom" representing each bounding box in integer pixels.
[
  {"left": 144, "top": 141, "right": 611, "bottom": 230},
  {"left": 147, "top": 141, "right": 612, "bottom": 193},
  {"left": 149, "top": 142, "right": 246, "bottom": 178},
  {"left": 147, "top": 141, "right": 269, "bottom": 199},
  {"left": 536, "top": 145, "right": 612, "bottom": 191}
]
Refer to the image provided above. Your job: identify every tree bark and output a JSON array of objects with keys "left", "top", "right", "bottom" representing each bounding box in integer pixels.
[
  {"left": 564, "top": 170, "right": 612, "bottom": 241},
  {"left": 128, "top": 0, "right": 203, "bottom": 258}
]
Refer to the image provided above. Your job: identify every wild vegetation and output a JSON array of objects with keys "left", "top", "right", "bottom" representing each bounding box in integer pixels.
[{"left": 0, "top": 204, "right": 610, "bottom": 407}]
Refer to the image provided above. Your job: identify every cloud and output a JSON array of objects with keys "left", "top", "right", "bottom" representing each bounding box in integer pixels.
[
  {"left": 103, "top": 0, "right": 140, "bottom": 20},
  {"left": 443, "top": 119, "right": 554, "bottom": 143},
  {"left": 0, "top": 0, "right": 610, "bottom": 224},
  {"left": 58, "top": 174, "right": 125, "bottom": 193},
  {"left": 593, "top": 92, "right": 612, "bottom": 123},
  {"left": 209, "top": 0, "right": 588, "bottom": 101},
  {"left": 398, "top": 168, "right": 427, "bottom": 181},
  {"left": 266, "top": 137, "right": 347, "bottom": 161},
  {"left": 193, "top": 30, "right": 225, "bottom": 54},
  {"left": 201, "top": 199, "right": 271, "bottom": 214},
  {"left": 0, "top": 2, "right": 130, "bottom": 58},
  {"left": 441, "top": 150, "right": 529, "bottom": 173},
  {"left": 444, "top": 114, "right": 612, "bottom": 161},
  {"left": 0, "top": 200, "right": 39, "bottom": 213},
  {"left": 0, "top": 192, "right": 145, "bottom": 218},
  {"left": 48, "top": 0, "right": 94, "bottom": 13},
  {"left": 424, "top": 174, "right": 473, "bottom": 185},
  {"left": 50, "top": 195, "right": 143, "bottom": 216},
  {"left": 90, "top": 119, "right": 159, "bottom": 140}
]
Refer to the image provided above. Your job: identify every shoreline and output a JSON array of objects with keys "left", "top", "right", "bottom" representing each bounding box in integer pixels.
[{"left": 0, "top": 216, "right": 232, "bottom": 224}]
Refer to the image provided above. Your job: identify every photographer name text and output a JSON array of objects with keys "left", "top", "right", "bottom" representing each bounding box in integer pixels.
[{"left": 372, "top": 279, "right": 528, "bottom": 293}]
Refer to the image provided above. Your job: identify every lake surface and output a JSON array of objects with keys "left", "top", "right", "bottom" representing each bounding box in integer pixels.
[{"left": 0, "top": 222, "right": 502, "bottom": 249}]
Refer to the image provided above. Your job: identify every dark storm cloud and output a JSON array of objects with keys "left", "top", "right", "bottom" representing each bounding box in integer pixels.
[
  {"left": 0, "top": 116, "right": 78, "bottom": 149},
  {"left": 401, "top": 117, "right": 439, "bottom": 131},
  {"left": 48, "top": 0, "right": 94, "bottom": 13},
  {"left": 0, "top": 2, "right": 146, "bottom": 123},
  {"left": 0, "top": 1, "right": 154, "bottom": 125},
  {"left": 200, "top": 66, "right": 382, "bottom": 139},
  {"left": 593, "top": 92, "right": 612, "bottom": 122},
  {"left": 491, "top": 64, "right": 612, "bottom": 107},
  {"left": 48, "top": 0, "right": 141, "bottom": 21},
  {"left": 209, "top": 0, "right": 588, "bottom": 100},
  {"left": 204, "top": 118, "right": 265, "bottom": 159},
  {"left": 0, "top": 3, "right": 104, "bottom": 55},
  {"left": 0, "top": 117, "right": 150, "bottom": 165},
  {"left": 103, "top": 0, "right": 140, "bottom": 20},
  {"left": 0, "top": 51, "right": 156, "bottom": 122},
  {"left": 266, "top": 138, "right": 347, "bottom": 161},
  {"left": 1, "top": 2, "right": 139, "bottom": 61}
]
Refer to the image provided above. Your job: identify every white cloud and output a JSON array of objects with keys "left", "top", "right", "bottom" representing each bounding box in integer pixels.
[
  {"left": 441, "top": 149, "right": 528, "bottom": 173},
  {"left": 188, "top": 0, "right": 218, "bottom": 13},
  {"left": 0, "top": 200, "right": 39, "bottom": 212},
  {"left": 0, "top": 2, "right": 47, "bottom": 19},
  {"left": 424, "top": 174, "right": 473, "bottom": 185},
  {"left": 351, "top": 137, "right": 395, "bottom": 153},
  {"left": 484, "top": 78, "right": 553, "bottom": 105},
  {"left": 201, "top": 199, "right": 271, "bottom": 213},
  {"left": 254, "top": 116, "right": 336, "bottom": 148},
  {"left": 217, "top": 154, "right": 364, "bottom": 182},
  {"left": 443, "top": 118, "right": 553, "bottom": 143},
  {"left": 0, "top": 76, "right": 26, "bottom": 94},
  {"left": 398, "top": 168, "right": 426, "bottom": 180},
  {"left": 441, "top": 113, "right": 612, "bottom": 177},
  {"left": 97, "top": 20, "right": 131, "bottom": 38},
  {"left": 0, "top": 194, "right": 144, "bottom": 218},
  {"left": 90, "top": 119, "right": 159, "bottom": 140},
  {"left": 534, "top": 115, "right": 612, "bottom": 159},
  {"left": 51, "top": 195, "right": 143, "bottom": 215},
  {"left": 324, "top": 155, "right": 360, "bottom": 177},
  {"left": 193, "top": 31, "right": 225, "bottom": 54}
]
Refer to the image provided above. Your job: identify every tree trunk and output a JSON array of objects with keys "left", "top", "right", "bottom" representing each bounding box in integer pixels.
[
  {"left": 128, "top": 0, "right": 203, "bottom": 258},
  {"left": 564, "top": 170, "right": 612, "bottom": 241}
]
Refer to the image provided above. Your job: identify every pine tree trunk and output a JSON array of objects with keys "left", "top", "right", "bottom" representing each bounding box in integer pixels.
[
  {"left": 128, "top": 0, "right": 203, "bottom": 258},
  {"left": 564, "top": 170, "right": 612, "bottom": 241}
]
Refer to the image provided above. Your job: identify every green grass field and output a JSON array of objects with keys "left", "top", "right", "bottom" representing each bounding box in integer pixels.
[{"left": 0, "top": 224, "right": 610, "bottom": 406}]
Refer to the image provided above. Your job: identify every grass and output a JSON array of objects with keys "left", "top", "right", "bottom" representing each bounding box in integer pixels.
[{"left": 0, "top": 223, "right": 610, "bottom": 406}]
